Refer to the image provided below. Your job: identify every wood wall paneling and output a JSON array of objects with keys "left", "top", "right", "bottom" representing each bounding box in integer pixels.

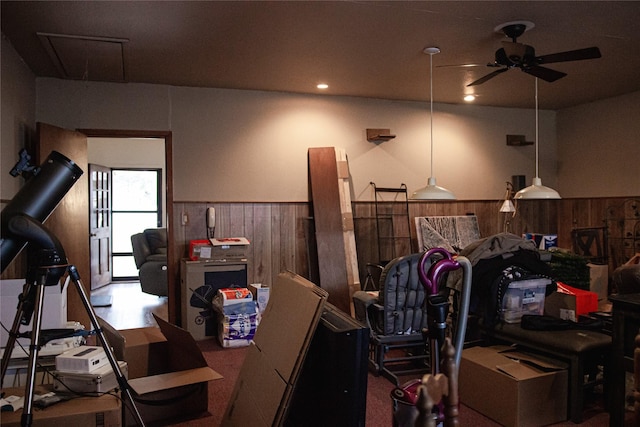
[{"left": 170, "top": 196, "right": 637, "bottom": 320}]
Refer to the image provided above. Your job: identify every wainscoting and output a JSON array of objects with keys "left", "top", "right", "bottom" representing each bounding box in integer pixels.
[{"left": 172, "top": 197, "right": 633, "bottom": 289}]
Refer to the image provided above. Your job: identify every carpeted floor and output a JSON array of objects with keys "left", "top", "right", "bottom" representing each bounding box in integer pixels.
[{"left": 165, "top": 338, "right": 620, "bottom": 427}]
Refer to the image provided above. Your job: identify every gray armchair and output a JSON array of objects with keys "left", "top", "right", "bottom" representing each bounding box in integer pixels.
[{"left": 131, "top": 228, "right": 168, "bottom": 296}]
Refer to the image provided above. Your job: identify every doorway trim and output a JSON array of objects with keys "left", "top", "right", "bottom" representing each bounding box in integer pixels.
[{"left": 79, "top": 129, "right": 177, "bottom": 323}]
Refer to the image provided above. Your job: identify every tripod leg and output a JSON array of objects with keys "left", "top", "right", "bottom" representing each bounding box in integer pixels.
[
  {"left": 1, "top": 282, "right": 33, "bottom": 387},
  {"left": 21, "top": 273, "right": 47, "bottom": 427},
  {"left": 67, "top": 265, "right": 146, "bottom": 427}
]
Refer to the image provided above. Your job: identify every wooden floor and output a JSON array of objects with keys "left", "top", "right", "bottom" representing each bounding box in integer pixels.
[{"left": 91, "top": 281, "right": 168, "bottom": 330}]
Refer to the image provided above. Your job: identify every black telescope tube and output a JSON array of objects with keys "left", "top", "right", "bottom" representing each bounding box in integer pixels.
[{"left": 0, "top": 151, "right": 83, "bottom": 273}]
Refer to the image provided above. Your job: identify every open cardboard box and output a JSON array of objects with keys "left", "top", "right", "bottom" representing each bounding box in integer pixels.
[
  {"left": 99, "top": 314, "right": 222, "bottom": 426},
  {"left": 460, "top": 345, "right": 568, "bottom": 427},
  {"left": 222, "top": 271, "right": 328, "bottom": 427}
]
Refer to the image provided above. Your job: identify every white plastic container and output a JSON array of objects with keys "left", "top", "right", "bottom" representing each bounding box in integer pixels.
[{"left": 500, "top": 278, "right": 551, "bottom": 323}]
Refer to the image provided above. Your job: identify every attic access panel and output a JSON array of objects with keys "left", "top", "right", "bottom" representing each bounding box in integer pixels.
[{"left": 37, "top": 32, "right": 128, "bottom": 82}]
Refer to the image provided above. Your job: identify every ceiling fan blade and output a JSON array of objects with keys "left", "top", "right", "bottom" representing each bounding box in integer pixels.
[
  {"left": 536, "top": 47, "right": 601, "bottom": 64},
  {"left": 467, "top": 67, "right": 509, "bottom": 86},
  {"left": 522, "top": 65, "right": 567, "bottom": 82},
  {"left": 436, "top": 63, "right": 497, "bottom": 69}
]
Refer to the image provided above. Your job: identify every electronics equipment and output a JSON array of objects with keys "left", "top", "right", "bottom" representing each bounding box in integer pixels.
[
  {"left": 53, "top": 360, "right": 128, "bottom": 394},
  {"left": 55, "top": 346, "right": 108, "bottom": 373},
  {"left": 285, "top": 302, "right": 369, "bottom": 427}
]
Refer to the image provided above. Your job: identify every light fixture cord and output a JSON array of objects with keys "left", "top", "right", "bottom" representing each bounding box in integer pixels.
[
  {"left": 535, "top": 78, "right": 539, "bottom": 178},
  {"left": 429, "top": 52, "right": 434, "bottom": 179}
]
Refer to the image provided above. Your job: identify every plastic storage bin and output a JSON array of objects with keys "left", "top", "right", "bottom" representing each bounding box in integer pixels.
[{"left": 500, "top": 278, "right": 551, "bottom": 323}]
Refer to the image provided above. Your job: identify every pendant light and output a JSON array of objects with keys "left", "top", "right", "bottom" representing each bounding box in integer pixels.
[
  {"left": 411, "top": 47, "right": 456, "bottom": 200},
  {"left": 514, "top": 78, "right": 561, "bottom": 199}
]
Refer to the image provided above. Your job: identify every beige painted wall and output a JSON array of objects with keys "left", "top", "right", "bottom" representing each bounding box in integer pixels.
[
  {"left": 1, "top": 37, "right": 36, "bottom": 201},
  {"left": 557, "top": 91, "right": 640, "bottom": 197},
  {"left": 3, "top": 38, "right": 638, "bottom": 203},
  {"left": 35, "top": 78, "right": 559, "bottom": 202}
]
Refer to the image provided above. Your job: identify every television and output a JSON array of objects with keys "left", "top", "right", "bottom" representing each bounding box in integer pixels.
[{"left": 285, "top": 302, "right": 370, "bottom": 427}]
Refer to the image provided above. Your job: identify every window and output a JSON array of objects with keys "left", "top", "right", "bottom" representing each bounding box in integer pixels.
[{"left": 111, "top": 169, "right": 162, "bottom": 279}]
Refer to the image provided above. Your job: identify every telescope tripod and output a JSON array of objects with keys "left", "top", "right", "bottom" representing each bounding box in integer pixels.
[{"left": 0, "top": 264, "right": 145, "bottom": 427}]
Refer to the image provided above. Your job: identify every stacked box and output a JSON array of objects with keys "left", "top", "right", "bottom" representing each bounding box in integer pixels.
[
  {"left": 522, "top": 233, "right": 558, "bottom": 250},
  {"left": 248, "top": 283, "right": 270, "bottom": 314},
  {"left": 544, "top": 282, "right": 598, "bottom": 321}
]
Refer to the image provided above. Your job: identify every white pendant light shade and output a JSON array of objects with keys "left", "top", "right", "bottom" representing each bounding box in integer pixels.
[
  {"left": 514, "top": 78, "right": 560, "bottom": 200},
  {"left": 412, "top": 177, "right": 457, "bottom": 200},
  {"left": 514, "top": 177, "right": 561, "bottom": 199},
  {"left": 411, "top": 47, "right": 456, "bottom": 200}
]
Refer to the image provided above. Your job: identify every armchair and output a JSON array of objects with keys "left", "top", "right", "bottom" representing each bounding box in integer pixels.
[
  {"left": 131, "top": 228, "right": 168, "bottom": 297},
  {"left": 353, "top": 250, "right": 471, "bottom": 385}
]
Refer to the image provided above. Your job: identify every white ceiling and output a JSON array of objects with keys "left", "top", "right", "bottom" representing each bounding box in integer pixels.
[{"left": 2, "top": 1, "right": 640, "bottom": 110}]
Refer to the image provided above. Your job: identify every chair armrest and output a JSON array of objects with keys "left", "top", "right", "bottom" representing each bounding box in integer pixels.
[
  {"left": 353, "top": 291, "right": 377, "bottom": 319},
  {"left": 146, "top": 253, "right": 167, "bottom": 263},
  {"left": 353, "top": 291, "right": 384, "bottom": 333}
]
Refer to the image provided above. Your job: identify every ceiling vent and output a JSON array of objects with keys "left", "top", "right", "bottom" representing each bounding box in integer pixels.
[{"left": 37, "top": 32, "right": 129, "bottom": 82}]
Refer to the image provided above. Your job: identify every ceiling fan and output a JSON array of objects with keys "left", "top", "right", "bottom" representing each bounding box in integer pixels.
[{"left": 467, "top": 20, "right": 601, "bottom": 87}]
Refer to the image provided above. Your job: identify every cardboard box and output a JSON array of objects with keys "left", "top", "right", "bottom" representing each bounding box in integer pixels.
[
  {"left": 222, "top": 271, "right": 328, "bottom": 427},
  {"left": 523, "top": 233, "right": 558, "bottom": 250},
  {"left": 99, "top": 314, "right": 223, "bottom": 426},
  {"left": 460, "top": 346, "right": 568, "bottom": 427},
  {"left": 209, "top": 237, "right": 250, "bottom": 259},
  {"left": 500, "top": 278, "right": 550, "bottom": 323},
  {"left": 0, "top": 384, "right": 121, "bottom": 427},
  {"left": 1, "top": 278, "right": 68, "bottom": 347},
  {"left": 588, "top": 263, "right": 609, "bottom": 302},
  {"left": 248, "top": 283, "right": 271, "bottom": 313},
  {"left": 545, "top": 282, "right": 599, "bottom": 321}
]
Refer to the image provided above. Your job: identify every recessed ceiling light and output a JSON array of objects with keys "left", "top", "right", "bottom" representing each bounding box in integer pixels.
[
  {"left": 464, "top": 94, "right": 476, "bottom": 102},
  {"left": 317, "top": 83, "right": 329, "bottom": 90}
]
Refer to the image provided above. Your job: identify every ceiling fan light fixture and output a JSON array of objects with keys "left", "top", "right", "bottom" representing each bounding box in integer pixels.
[{"left": 494, "top": 20, "right": 535, "bottom": 38}]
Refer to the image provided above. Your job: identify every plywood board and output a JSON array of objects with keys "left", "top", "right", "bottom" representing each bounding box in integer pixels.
[{"left": 308, "top": 147, "right": 360, "bottom": 314}]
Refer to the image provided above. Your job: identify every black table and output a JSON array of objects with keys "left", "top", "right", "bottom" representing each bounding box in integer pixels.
[{"left": 609, "top": 293, "right": 640, "bottom": 426}]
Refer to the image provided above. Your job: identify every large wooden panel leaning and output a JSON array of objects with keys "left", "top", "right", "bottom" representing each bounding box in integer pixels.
[
  {"left": 36, "top": 122, "right": 91, "bottom": 329},
  {"left": 308, "top": 147, "right": 360, "bottom": 314}
]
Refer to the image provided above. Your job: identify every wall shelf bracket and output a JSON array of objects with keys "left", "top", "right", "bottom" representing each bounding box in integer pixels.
[{"left": 367, "top": 128, "right": 396, "bottom": 143}]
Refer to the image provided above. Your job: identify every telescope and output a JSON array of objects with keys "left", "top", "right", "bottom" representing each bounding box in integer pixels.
[
  {"left": 0, "top": 150, "right": 146, "bottom": 426},
  {"left": 1, "top": 150, "right": 83, "bottom": 274}
]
